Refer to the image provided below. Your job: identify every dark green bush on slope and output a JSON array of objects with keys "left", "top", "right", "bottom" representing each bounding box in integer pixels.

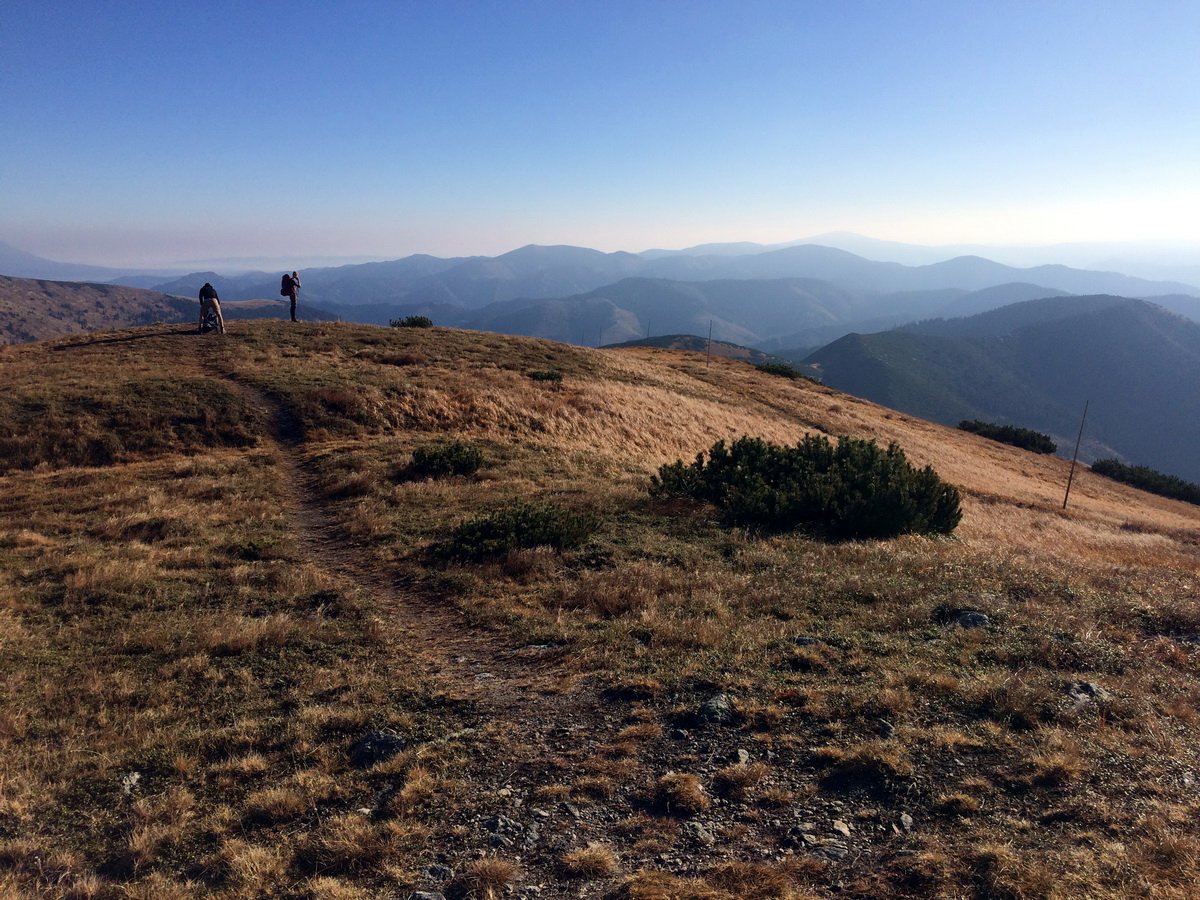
[
  {"left": 958, "top": 420, "right": 1057, "bottom": 454},
  {"left": 389, "top": 315, "right": 433, "bottom": 328},
  {"left": 409, "top": 441, "right": 484, "bottom": 479},
  {"left": 439, "top": 502, "right": 598, "bottom": 561},
  {"left": 1090, "top": 458, "right": 1200, "bottom": 506},
  {"left": 651, "top": 434, "right": 961, "bottom": 540}
]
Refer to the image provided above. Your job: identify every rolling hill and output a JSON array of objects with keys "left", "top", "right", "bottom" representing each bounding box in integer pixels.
[
  {"left": 2, "top": 320, "right": 1198, "bottom": 898},
  {"left": 804, "top": 296, "right": 1200, "bottom": 482},
  {"left": 0, "top": 276, "right": 339, "bottom": 344}
]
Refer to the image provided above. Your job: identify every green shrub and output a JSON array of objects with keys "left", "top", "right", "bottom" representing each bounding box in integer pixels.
[
  {"left": 389, "top": 315, "right": 433, "bottom": 328},
  {"left": 439, "top": 502, "right": 598, "bottom": 561},
  {"left": 528, "top": 369, "right": 564, "bottom": 383},
  {"left": 409, "top": 441, "right": 484, "bottom": 479},
  {"left": 753, "top": 361, "right": 815, "bottom": 382},
  {"left": 1090, "top": 458, "right": 1200, "bottom": 506},
  {"left": 958, "top": 420, "right": 1056, "bottom": 454},
  {"left": 651, "top": 434, "right": 961, "bottom": 540}
]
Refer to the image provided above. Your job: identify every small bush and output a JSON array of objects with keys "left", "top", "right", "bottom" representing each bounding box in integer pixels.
[
  {"left": 1091, "top": 458, "right": 1200, "bottom": 506},
  {"left": 409, "top": 442, "right": 484, "bottom": 479},
  {"left": 958, "top": 420, "right": 1056, "bottom": 454},
  {"left": 754, "top": 361, "right": 815, "bottom": 382},
  {"left": 528, "top": 369, "right": 563, "bottom": 383},
  {"left": 651, "top": 434, "right": 961, "bottom": 540},
  {"left": 389, "top": 315, "right": 433, "bottom": 328},
  {"left": 439, "top": 502, "right": 598, "bottom": 561}
]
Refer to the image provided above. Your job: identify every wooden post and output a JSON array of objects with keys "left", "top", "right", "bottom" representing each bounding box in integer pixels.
[{"left": 1062, "top": 400, "right": 1089, "bottom": 510}]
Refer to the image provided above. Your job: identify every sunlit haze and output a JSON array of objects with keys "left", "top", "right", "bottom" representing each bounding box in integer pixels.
[{"left": 4, "top": 1, "right": 1200, "bottom": 267}]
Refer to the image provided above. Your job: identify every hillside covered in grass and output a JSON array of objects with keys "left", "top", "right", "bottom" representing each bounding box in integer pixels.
[
  {"left": 2, "top": 321, "right": 1199, "bottom": 899},
  {"left": 0, "top": 276, "right": 340, "bottom": 346}
]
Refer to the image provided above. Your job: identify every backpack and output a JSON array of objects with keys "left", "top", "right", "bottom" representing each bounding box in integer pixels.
[{"left": 281, "top": 274, "right": 293, "bottom": 296}]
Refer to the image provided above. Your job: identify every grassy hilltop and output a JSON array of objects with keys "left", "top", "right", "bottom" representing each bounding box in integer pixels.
[{"left": 2, "top": 321, "right": 1199, "bottom": 899}]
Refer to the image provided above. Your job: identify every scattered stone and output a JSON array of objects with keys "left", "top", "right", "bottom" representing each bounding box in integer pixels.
[
  {"left": 795, "top": 822, "right": 817, "bottom": 833},
  {"left": 119, "top": 772, "right": 141, "bottom": 796},
  {"left": 563, "top": 802, "right": 582, "bottom": 818},
  {"left": 792, "top": 635, "right": 820, "bottom": 646},
  {"left": 698, "top": 692, "right": 738, "bottom": 725},
  {"left": 818, "top": 841, "right": 849, "bottom": 860},
  {"left": 802, "top": 834, "right": 820, "bottom": 846},
  {"left": 734, "top": 748, "right": 751, "bottom": 765},
  {"left": 349, "top": 729, "right": 406, "bottom": 768},
  {"left": 484, "top": 814, "right": 522, "bottom": 835},
  {"left": 1065, "top": 680, "right": 1112, "bottom": 704},
  {"left": 474, "top": 672, "right": 495, "bottom": 680},
  {"left": 531, "top": 807, "right": 550, "bottom": 819},
  {"left": 685, "top": 822, "right": 716, "bottom": 846},
  {"left": 426, "top": 864, "right": 453, "bottom": 880},
  {"left": 671, "top": 728, "right": 690, "bottom": 741},
  {"left": 832, "top": 820, "right": 852, "bottom": 837},
  {"left": 899, "top": 812, "right": 914, "bottom": 832},
  {"left": 954, "top": 611, "right": 990, "bottom": 629},
  {"left": 410, "top": 892, "right": 446, "bottom": 900},
  {"left": 876, "top": 719, "right": 896, "bottom": 739}
]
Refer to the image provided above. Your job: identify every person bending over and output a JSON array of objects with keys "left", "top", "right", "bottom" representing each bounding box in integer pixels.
[{"left": 198, "top": 281, "right": 226, "bottom": 334}]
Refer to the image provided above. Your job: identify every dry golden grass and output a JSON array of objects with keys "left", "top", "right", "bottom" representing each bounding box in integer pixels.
[
  {"left": 560, "top": 843, "right": 620, "bottom": 879},
  {"left": 2, "top": 321, "right": 1199, "bottom": 898},
  {"left": 654, "top": 773, "right": 711, "bottom": 816}
]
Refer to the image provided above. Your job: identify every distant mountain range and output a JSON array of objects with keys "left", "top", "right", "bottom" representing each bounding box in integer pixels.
[
  {"left": 802, "top": 296, "right": 1200, "bottom": 482},
  {"left": 4, "top": 241, "right": 1200, "bottom": 482}
]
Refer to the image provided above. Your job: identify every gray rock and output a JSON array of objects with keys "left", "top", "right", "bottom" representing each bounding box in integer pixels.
[
  {"left": 484, "top": 814, "right": 522, "bottom": 835},
  {"left": 349, "top": 729, "right": 406, "bottom": 768},
  {"left": 899, "top": 812, "right": 914, "bottom": 832},
  {"left": 876, "top": 719, "right": 896, "bottom": 739},
  {"left": 119, "top": 772, "right": 141, "bottom": 796},
  {"left": 698, "top": 692, "right": 738, "bottom": 725},
  {"left": 410, "top": 893, "right": 447, "bottom": 900},
  {"left": 832, "top": 819, "right": 852, "bottom": 837},
  {"left": 685, "top": 822, "right": 716, "bottom": 846},
  {"left": 734, "top": 748, "right": 751, "bottom": 765},
  {"left": 426, "top": 864, "right": 453, "bottom": 880},
  {"left": 955, "top": 611, "right": 990, "bottom": 629},
  {"left": 792, "top": 635, "right": 821, "bottom": 646},
  {"left": 818, "top": 841, "right": 848, "bottom": 860},
  {"left": 1065, "top": 680, "right": 1112, "bottom": 704}
]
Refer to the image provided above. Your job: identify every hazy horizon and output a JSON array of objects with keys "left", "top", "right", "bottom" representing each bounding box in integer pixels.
[{"left": 5, "top": 2, "right": 1200, "bottom": 268}]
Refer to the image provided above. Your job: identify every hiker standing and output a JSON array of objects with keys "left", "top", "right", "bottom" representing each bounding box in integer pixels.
[
  {"left": 281, "top": 271, "right": 301, "bottom": 322},
  {"left": 198, "top": 282, "right": 226, "bottom": 334}
]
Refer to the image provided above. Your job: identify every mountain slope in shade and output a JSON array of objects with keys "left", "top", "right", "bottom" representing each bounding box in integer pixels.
[{"left": 805, "top": 298, "right": 1200, "bottom": 481}]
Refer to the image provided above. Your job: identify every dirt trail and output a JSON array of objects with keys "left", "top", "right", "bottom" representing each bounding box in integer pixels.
[
  {"left": 202, "top": 354, "right": 571, "bottom": 705},
  {"left": 200, "top": 348, "right": 627, "bottom": 899}
]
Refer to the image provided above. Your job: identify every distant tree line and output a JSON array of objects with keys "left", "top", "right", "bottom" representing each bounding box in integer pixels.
[
  {"left": 753, "top": 361, "right": 818, "bottom": 383},
  {"left": 1090, "top": 459, "right": 1200, "bottom": 506},
  {"left": 958, "top": 420, "right": 1057, "bottom": 454}
]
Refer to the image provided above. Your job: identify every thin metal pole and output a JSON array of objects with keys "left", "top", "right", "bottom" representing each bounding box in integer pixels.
[
  {"left": 706, "top": 319, "right": 713, "bottom": 369},
  {"left": 1062, "top": 400, "right": 1090, "bottom": 510}
]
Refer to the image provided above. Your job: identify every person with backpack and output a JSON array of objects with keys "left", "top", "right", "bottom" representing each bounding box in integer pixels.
[
  {"left": 198, "top": 281, "right": 226, "bottom": 334},
  {"left": 281, "top": 271, "right": 301, "bottom": 322}
]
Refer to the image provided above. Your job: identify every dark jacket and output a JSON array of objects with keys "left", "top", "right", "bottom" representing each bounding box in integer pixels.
[{"left": 199, "top": 282, "right": 219, "bottom": 301}]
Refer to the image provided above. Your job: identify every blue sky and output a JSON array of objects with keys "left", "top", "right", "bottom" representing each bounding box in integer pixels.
[{"left": 4, "top": 1, "right": 1200, "bottom": 266}]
